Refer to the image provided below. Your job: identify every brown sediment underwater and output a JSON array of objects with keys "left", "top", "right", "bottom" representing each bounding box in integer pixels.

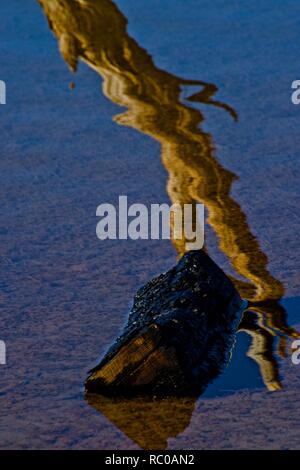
[{"left": 38, "top": 0, "right": 299, "bottom": 394}]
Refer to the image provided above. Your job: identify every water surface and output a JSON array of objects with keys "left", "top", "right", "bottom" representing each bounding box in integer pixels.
[{"left": 0, "top": 0, "right": 299, "bottom": 449}]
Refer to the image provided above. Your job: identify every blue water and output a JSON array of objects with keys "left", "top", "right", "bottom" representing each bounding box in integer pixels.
[{"left": 0, "top": 0, "right": 299, "bottom": 450}]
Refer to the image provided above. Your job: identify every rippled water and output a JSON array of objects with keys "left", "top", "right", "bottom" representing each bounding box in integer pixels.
[{"left": 0, "top": 0, "right": 299, "bottom": 449}]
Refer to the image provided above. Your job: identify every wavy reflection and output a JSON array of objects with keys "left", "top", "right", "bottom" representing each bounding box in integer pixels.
[{"left": 38, "top": 0, "right": 298, "bottom": 398}]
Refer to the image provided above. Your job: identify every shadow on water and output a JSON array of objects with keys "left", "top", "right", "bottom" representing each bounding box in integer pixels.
[{"left": 38, "top": 0, "right": 299, "bottom": 449}]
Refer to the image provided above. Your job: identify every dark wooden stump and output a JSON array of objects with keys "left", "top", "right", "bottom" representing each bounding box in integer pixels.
[{"left": 85, "top": 250, "right": 245, "bottom": 396}]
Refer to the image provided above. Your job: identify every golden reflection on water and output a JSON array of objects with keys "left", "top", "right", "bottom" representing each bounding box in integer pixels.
[
  {"left": 36, "top": 0, "right": 282, "bottom": 300},
  {"left": 86, "top": 393, "right": 195, "bottom": 450},
  {"left": 38, "top": 0, "right": 299, "bottom": 441}
]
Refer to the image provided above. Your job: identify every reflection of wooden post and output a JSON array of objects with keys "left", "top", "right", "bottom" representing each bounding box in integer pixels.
[
  {"left": 86, "top": 394, "right": 196, "bottom": 450},
  {"left": 0, "top": 80, "right": 6, "bottom": 105},
  {"left": 38, "top": 0, "right": 299, "bottom": 391},
  {"left": 0, "top": 340, "right": 6, "bottom": 365},
  {"left": 38, "top": 0, "right": 282, "bottom": 302}
]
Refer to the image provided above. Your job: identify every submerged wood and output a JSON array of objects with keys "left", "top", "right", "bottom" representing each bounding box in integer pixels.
[{"left": 85, "top": 250, "right": 245, "bottom": 396}]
